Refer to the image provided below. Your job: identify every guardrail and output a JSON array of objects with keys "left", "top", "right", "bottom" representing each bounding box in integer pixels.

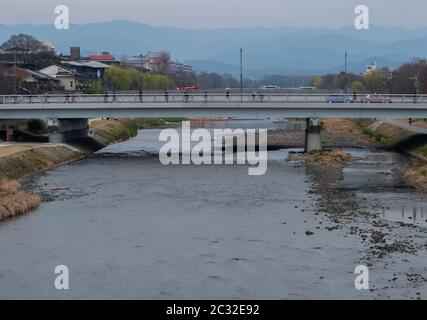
[{"left": 0, "top": 93, "right": 426, "bottom": 105}]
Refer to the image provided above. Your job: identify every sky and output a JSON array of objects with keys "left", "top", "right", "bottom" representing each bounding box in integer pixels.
[{"left": 1, "top": 0, "right": 427, "bottom": 29}]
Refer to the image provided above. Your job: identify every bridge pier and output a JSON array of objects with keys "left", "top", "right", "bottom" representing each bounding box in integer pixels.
[
  {"left": 48, "top": 118, "right": 89, "bottom": 143},
  {"left": 5, "top": 126, "right": 15, "bottom": 142},
  {"left": 304, "top": 118, "right": 322, "bottom": 153}
]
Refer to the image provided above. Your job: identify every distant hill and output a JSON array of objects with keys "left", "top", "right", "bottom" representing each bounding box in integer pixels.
[{"left": 0, "top": 20, "right": 425, "bottom": 78}]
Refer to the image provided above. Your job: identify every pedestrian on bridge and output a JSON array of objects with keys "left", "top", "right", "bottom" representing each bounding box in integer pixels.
[
  {"left": 184, "top": 91, "right": 189, "bottom": 103},
  {"left": 138, "top": 90, "right": 143, "bottom": 103},
  {"left": 112, "top": 91, "right": 117, "bottom": 103},
  {"left": 252, "top": 91, "right": 257, "bottom": 102},
  {"left": 259, "top": 93, "right": 264, "bottom": 103},
  {"left": 226, "top": 90, "right": 230, "bottom": 102},
  {"left": 204, "top": 91, "right": 208, "bottom": 103},
  {"left": 104, "top": 91, "right": 109, "bottom": 103},
  {"left": 164, "top": 90, "right": 169, "bottom": 103},
  {"left": 71, "top": 92, "right": 77, "bottom": 103},
  {"left": 65, "top": 93, "right": 70, "bottom": 103},
  {"left": 44, "top": 93, "right": 49, "bottom": 104}
]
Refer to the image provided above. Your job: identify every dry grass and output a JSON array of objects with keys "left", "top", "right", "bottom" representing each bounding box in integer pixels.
[
  {"left": 0, "top": 145, "right": 33, "bottom": 158},
  {"left": 311, "top": 150, "right": 353, "bottom": 165},
  {"left": 0, "top": 146, "right": 81, "bottom": 179},
  {"left": 322, "top": 118, "right": 361, "bottom": 136},
  {"left": 405, "top": 162, "right": 427, "bottom": 192},
  {"left": 90, "top": 119, "right": 138, "bottom": 145},
  {"left": 0, "top": 178, "right": 41, "bottom": 220}
]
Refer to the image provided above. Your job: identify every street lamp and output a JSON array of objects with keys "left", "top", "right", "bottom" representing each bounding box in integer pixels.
[
  {"left": 240, "top": 48, "right": 243, "bottom": 102},
  {"left": 344, "top": 51, "right": 348, "bottom": 95}
]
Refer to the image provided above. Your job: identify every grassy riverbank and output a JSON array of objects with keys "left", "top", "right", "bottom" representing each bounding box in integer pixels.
[
  {"left": 90, "top": 118, "right": 184, "bottom": 145},
  {"left": 0, "top": 179, "right": 41, "bottom": 220},
  {"left": 0, "top": 146, "right": 82, "bottom": 221}
]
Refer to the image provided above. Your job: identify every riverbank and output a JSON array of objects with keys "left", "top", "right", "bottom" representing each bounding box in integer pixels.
[
  {"left": 0, "top": 145, "right": 83, "bottom": 221},
  {"left": 356, "top": 119, "right": 427, "bottom": 192}
]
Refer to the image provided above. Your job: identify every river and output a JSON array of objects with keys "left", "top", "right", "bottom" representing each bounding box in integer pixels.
[{"left": 0, "top": 120, "right": 426, "bottom": 299}]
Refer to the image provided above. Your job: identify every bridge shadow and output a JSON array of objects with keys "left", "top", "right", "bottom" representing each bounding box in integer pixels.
[{"left": 391, "top": 133, "right": 427, "bottom": 153}]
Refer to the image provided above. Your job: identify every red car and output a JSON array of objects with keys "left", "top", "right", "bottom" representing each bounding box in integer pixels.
[{"left": 360, "top": 95, "right": 392, "bottom": 103}]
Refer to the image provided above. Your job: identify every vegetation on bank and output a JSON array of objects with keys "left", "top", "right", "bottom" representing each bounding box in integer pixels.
[
  {"left": 90, "top": 118, "right": 184, "bottom": 145},
  {"left": 356, "top": 119, "right": 427, "bottom": 192},
  {"left": 0, "top": 146, "right": 82, "bottom": 179},
  {"left": 0, "top": 179, "right": 41, "bottom": 221},
  {"left": 0, "top": 146, "right": 81, "bottom": 221},
  {"left": 90, "top": 119, "right": 139, "bottom": 145},
  {"left": 356, "top": 120, "right": 414, "bottom": 147},
  {"left": 310, "top": 150, "right": 352, "bottom": 165}
]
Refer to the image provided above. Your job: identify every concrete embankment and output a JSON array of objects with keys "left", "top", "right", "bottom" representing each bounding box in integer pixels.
[
  {"left": 0, "top": 118, "right": 147, "bottom": 221},
  {"left": 356, "top": 119, "right": 427, "bottom": 192}
]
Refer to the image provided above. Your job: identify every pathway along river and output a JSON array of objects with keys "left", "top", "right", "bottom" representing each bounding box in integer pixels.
[{"left": 0, "top": 120, "right": 426, "bottom": 299}]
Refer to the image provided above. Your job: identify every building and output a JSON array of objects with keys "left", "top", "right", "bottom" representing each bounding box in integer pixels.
[
  {"left": 38, "top": 65, "right": 79, "bottom": 91},
  {"left": 168, "top": 60, "right": 194, "bottom": 75},
  {"left": 363, "top": 62, "right": 378, "bottom": 75},
  {"left": 122, "top": 54, "right": 148, "bottom": 72},
  {"left": 70, "top": 47, "right": 81, "bottom": 60},
  {"left": 15, "top": 67, "right": 59, "bottom": 93},
  {"left": 62, "top": 60, "right": 111, "bottom": 81},
  {"left": 88, "top": 53, "right": 116, "bottom": 65}
]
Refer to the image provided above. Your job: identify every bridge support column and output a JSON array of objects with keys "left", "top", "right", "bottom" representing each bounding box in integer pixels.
[
  {"left": 5, "top": 126, "right": 14, "bottom": 142},
  {"left": 48, "top": 118, "right": 89, "bottom": 143},
  {"left": 304, "top": 118, "right": 322, "bottom": 153}
]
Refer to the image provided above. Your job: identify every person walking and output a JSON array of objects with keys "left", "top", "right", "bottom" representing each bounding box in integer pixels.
[
  {"left": 138, "top": 90, "right": 143, "bottom": 103},
  {"left": 104, "top": 91, "right": 109, "bottom": 103},
  {"left": 112, "top": 90, "right": 117, "bottom": 103},
  {"left": 164, "top": 90, "right": 169, "bottom": 103},
  {"left": 252, "top": 91, "right": 257, "bottom": 102},
  {"left": 226, "top": 90, "right": 230, "bottom": 102},
  {"left": 184, "top": 91, "right": 189, "bottom": 103},
  {"left": 204, "top": 91, "right": 208, "bottom": 103}
]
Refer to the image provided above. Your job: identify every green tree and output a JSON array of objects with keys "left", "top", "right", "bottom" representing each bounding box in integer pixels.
[
  {"left": 85, "top": 80, "right": 104, "bottom": 94},
  {"left": 363, "top": 70, "right": 390, "bottom": 93},
  {"left": 142, "top": 74, "right": 175, "bottom": 90},
  {"left": 129, "top": 69, "right": 144, "bottom": 90},
  {"left": 351, "top": 81, "right": 363, "bottom": 92},
  {"left": 312, "top": 76, "right": 324, "bottom": 89},
  {"left": 104, "top": 67, "right": 132, "bottom": 90}
]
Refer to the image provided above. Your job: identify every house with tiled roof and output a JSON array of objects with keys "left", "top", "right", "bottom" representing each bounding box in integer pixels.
[{"left": 38, "top": 65, "right": 79, "bottom": 91}]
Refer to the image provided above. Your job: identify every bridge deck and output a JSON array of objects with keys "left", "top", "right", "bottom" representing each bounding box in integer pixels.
[{"left": 1, "top": 94, "right": 427, "bottom": 119}]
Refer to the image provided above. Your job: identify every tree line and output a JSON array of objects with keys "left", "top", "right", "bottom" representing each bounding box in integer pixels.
[{"left": 312, "top": 58, "right": 427, "bottom": 94}]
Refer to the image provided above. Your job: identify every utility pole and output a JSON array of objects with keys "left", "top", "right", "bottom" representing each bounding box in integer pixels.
[
  {"left": 240, "top": 48, "right": 243, "bottom": 102},
  {"left": 344, "top": 51, "right": 348, "bottom": 95},
  {"left": 13, "top": 50, "right": 17, "bottom": 94}
]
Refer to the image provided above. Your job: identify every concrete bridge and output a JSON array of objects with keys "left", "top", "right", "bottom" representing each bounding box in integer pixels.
[{"left": 1, "top": 93, "right": 427, "bottom": 151}]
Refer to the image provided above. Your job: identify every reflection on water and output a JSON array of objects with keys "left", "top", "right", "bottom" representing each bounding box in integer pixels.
[{"left": 383, "top": 206, "right": 427, "bottom": 227}]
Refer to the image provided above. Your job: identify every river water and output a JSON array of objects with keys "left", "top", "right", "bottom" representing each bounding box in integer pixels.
[{"left": 0, "top": 120, "right": 426, "bottom": 299}]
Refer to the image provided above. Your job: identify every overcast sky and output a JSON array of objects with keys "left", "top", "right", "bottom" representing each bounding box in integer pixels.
[{"left": 2, "top": 0, "right": 426, "bottom": 28}]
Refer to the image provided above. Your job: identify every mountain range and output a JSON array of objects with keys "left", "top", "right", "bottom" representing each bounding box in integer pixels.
[{"left": 1, "top": 20, "right": 427, "bottom": 78}]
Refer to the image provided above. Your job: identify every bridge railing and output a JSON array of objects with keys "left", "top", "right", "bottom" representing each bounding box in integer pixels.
[{"left": 1, "top": 93, "right": 427, "bottom": 105}]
